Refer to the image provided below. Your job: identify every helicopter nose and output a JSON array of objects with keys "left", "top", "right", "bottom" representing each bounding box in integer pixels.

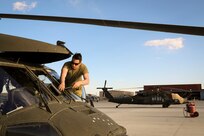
[{"left": 49, "top": 104, "right": 127, "bottom": 136}]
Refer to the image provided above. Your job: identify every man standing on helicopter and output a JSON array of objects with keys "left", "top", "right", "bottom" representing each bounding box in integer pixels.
[{"left": 58, "top": 53, "right": 89, "bottom": 97}]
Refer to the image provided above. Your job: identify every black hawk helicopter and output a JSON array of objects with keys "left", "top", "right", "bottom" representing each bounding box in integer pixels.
[
  {"left": 0, "top": 13, "right": 203, "bottom": 136},
  {"left": 97, "top": 80, "right": 187, "bottom": 108},
  {"left": 0, "top": 34, "right": 127, "bottom": 136}
]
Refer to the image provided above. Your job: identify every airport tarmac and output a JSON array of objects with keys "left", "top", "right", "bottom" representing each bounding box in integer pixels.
[{"left": 94, "top": 100, "right": 204, "bottom": 136}]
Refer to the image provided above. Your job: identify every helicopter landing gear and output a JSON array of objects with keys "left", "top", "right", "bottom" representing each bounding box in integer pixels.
[
  {"left": 162, "top": 102, "right": 170, "bottom": 108},
  {"left": 89, "top": 99, "right": 95, "bottom": 107},
  {"left": 116, "top": 104, "right": 121, "bottom": 108}
]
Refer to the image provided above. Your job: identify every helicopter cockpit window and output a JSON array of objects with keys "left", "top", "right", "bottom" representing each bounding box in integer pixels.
[
  {"left": 38, "top": 75, "right": 52, "bottom": 84},
  {"left": 33, "top": 69, "right": 84, "bottom": 102},
  {"left": 45, "top": 68, "right": 60, "bottom": 82},
  {"left": 32, "top": 70, "right": 61, "bottom": 96},
  {"left": 0, "top": 66, "right": 49, "bottom": 114}
]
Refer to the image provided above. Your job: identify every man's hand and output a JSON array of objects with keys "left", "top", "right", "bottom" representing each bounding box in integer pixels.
[
  {"left": 72, "top": 81, "right": 82, "bottom": 89},
  {"left": 58, "top": 83, "right": 65, "bottom": 91}
]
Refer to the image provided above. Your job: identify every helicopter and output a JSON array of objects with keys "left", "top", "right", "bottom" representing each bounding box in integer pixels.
[
  {"left": 0, "top": 35, "right": 126, "bottom": 135},
  {"left": 0, "top": 13, "right": 203, "bottom": 136},
  {"left": 97, "top": 80, "right": 187, "bottom": 108}
]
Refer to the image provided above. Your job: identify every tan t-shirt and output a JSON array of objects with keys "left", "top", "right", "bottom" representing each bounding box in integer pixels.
[{"left": 63, "top": 61, "right": 88, "bottom": 96}]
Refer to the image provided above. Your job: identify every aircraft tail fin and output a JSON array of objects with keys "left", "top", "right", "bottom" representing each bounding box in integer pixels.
[{"left": 97, "top": 80, "right": 114, "bottom": 100}]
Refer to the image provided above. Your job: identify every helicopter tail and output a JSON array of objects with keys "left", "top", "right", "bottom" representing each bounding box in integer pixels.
[{"left": 97, "top": 80, "right": 114, "bottom": 100}]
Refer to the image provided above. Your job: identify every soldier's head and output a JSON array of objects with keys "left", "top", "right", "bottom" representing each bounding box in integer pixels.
[{"left": 71, "top": 53, "right": 82, "bottom": 70}]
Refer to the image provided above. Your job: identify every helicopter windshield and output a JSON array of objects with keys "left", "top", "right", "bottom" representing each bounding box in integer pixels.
[
  {"left": 32, "top": 69, "right": 84, "bottom": 102},
  {"left": 0, "top": 66, "right": 48, "bottom": 114},
  {"left": 45, "top": 67, "right": 87, "bottom": 101}
]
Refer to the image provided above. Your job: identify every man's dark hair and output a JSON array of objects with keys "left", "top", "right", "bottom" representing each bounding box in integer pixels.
[{"left": 72, "top": 53, "right": 82, "bottom": 61}]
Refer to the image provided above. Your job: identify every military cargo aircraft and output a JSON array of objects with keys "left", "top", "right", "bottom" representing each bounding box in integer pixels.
[
  {"left": 0, "top": 13, "right": 203, "bottom": 135},
  {"left": 97, "top": 80, "right": 186, "bottom": 108}
]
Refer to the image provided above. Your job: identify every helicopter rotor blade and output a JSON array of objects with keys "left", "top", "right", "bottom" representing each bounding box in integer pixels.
[
  {"left": 0, "top": 13, "right": 204, "bottom": 36},
  {"left": 104, "top": 80, "right": 107, "bottom": 88},
  {"left": 103, "top": 80, "right": 107, "bottom": 97}
]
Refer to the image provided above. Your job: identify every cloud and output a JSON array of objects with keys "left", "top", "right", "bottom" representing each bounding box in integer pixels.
[
  {"left": 145, "top": 37, "right": 184, "bottom": 50},
  {"left": 13, "top": 1, "right": 37, "bottom": 11},
  {"left": 68, "top": 0, "right": 81, "bottom": 8}
]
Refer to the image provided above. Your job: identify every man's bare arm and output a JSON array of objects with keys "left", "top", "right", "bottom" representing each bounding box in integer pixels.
[
  {"left": 81, "top": 73, "right": 89, "bottom": 85},
  {"left": 58, "top": 67, "right": 68, "bottom": 91},
  {"left": 72, "top": 73, "right": 89, "bottom": 88}
]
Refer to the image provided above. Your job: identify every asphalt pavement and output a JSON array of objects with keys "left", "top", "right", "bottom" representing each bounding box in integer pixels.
[{"left": 94, "top": 100, "right": 204, "bottom": 136}]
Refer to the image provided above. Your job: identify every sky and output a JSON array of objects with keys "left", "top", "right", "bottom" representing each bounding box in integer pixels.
[{"left": 1, "top": 0, "right": 204, "bottom": 95}]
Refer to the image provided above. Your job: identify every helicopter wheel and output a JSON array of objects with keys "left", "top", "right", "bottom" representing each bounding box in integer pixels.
[
  {"left": 116, "top": 104, "right": 121, "bottom": 108},
  {"left": 162, "top": 103, "right": 170, "bottom": 108},
  {"left": 162, "top": 100, "right": 172, "bottom": 108}
]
